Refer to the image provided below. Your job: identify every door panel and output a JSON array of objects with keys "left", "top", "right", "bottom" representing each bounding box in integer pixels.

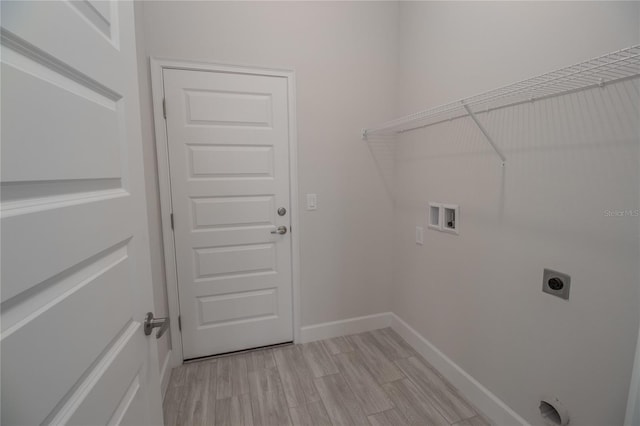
[
  {"left": 1, "top": 60, "right": 121, "bottom": 182},
  {"left": 2, "top": 254, "right": 132, "bottom": 425},
  {"left": 191, "top": 196, "right": 275, "bottom": 228},
  {"left": 197, "top": 287, "right": 278, "bottom": 326},
  {"left": 62, "top": 323, "right": 142, "bottom": 425},
  {"left": 195, "top": 244, "right": 276, "bottom": 278},
  {"left": 189, "top": 145, "right": 275, "bottom": 177},
  {"left": 185, "top": 89, "right": 273, "bottom": 126},
  {"left": 1, "top": 196, "right": 131, "bottom": 303},
  {"left": 1, "top": 1, "right": 162, "bottom": 425},
  {"left": 163, "top": 69, "right": 293, "bottom": 358},
  {"left": 1, "top": 1, "right": 123, "bottom": 91}
]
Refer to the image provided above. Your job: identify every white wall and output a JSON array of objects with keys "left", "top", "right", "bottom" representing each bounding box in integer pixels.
[
  {"left": 392, "top": 2, "right": 640, "bottom": 425},
  {"left": 136, "top": 1, "right": 398, "bottom": 329}
]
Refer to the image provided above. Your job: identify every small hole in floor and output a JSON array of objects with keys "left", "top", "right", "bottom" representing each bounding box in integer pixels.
[{"left": 539, "top": 401, "right": 562, "bottom": 425}]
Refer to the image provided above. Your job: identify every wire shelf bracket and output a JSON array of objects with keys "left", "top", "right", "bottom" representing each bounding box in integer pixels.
[
  {"left": 462, "top": 102, "right": 506, "bottom": 167},
  {"left": 361, "top": 44, "right": 640, "bottom": 166}
]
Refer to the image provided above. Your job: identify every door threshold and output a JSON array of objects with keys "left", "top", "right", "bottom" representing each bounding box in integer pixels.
[{"left": 184, "top": 341, "right": 294, "bottom": 364}]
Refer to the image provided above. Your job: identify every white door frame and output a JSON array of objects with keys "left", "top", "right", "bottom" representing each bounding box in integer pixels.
[
  {"left": 150, "top": 58, "right": 301, "bottom": 367},
  {"left": 625, "top": 323, "right": 640, "bottom": 425}
]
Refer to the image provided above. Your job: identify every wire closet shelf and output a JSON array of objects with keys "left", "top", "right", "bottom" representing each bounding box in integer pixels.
[{"left": 362, "top": 45, "right": 640, "bottom": 144}]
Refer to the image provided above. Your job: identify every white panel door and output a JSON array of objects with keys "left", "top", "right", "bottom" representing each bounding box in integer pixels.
[
  {"left": 1, "top": 1, "right": 163, "bottom": 425},
  {"left": 163, "top": 69, "right": 293, "bottom": 359}
]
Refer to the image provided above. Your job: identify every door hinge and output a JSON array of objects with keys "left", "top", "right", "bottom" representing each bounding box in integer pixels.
[
  {"left": 178, "top": 315, "right": 182, "bottom": 331},
  {"left": 162, "top": 98, "right": 167, "bottom": 119},
  {"left": 170, "top": 213, "right": 174, "bottom": 230}
]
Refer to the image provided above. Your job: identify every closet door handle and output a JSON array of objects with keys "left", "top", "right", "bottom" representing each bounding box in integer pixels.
[{"left": 144, "top": 312, "right": 169, "bottom": 339}]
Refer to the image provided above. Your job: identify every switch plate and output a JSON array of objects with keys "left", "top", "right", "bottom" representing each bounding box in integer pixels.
[
  {"left": 306, "top": 193, "right": 317, "bottom": 210},
  {"left": 415, "top": 226, "right": 424, "bottom": 245}
]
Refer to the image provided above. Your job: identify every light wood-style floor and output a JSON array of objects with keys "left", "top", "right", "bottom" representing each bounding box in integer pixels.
[{"left": 163, "top": 328, "right": 491, "bottom": 426}]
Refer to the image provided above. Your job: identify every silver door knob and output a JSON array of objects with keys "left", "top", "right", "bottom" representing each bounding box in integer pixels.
[
  {"left": 271, "top": 226, "right": 288, "bottom": 235},
  {"left": 144, "top": 312, "right": 169, "bottom": 339}
]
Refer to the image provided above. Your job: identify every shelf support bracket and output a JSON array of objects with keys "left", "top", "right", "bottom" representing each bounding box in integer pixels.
[{"left": 462, "top": 102, "right": 506, "bottom": 166}]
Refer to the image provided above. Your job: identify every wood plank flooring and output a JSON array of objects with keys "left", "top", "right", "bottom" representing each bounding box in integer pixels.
[{"left": 163, "top": 328, "right": 491, "bottom": 426}]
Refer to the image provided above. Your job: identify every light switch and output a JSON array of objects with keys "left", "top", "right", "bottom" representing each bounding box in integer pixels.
[
  {"left": 415, "top": 226, "right": 424, "bottom": 245},
  {"left": 306, "top": 193, "right": 317, "bottom": 210}
]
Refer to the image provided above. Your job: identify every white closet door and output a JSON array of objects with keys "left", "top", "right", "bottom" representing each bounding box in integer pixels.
[
  {"left": 163, "top": 68, "right": 293, "bottom": 359},
  {"left": 1, "top": 1, "right": 163, "bottom": 424}
]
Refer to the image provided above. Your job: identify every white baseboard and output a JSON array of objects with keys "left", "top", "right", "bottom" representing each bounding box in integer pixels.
[
  {"left": 160, "top": 349, "right": 173, "bottom": 400},
  {"left": 390, "top": 313, "right": 529, "bottom": 426},
  {"left": 299, "top": 312, "right": 393, "bottom": 343}
]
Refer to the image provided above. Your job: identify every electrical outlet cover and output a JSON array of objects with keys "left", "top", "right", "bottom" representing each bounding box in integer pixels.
[{"left": 542, "top": 268, "right": 571, "bottom": 300}]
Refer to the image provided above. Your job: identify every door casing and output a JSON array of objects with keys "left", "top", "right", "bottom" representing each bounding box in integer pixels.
[{"left": 150, "top": 58, "right": 301, "bottom": 367}]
